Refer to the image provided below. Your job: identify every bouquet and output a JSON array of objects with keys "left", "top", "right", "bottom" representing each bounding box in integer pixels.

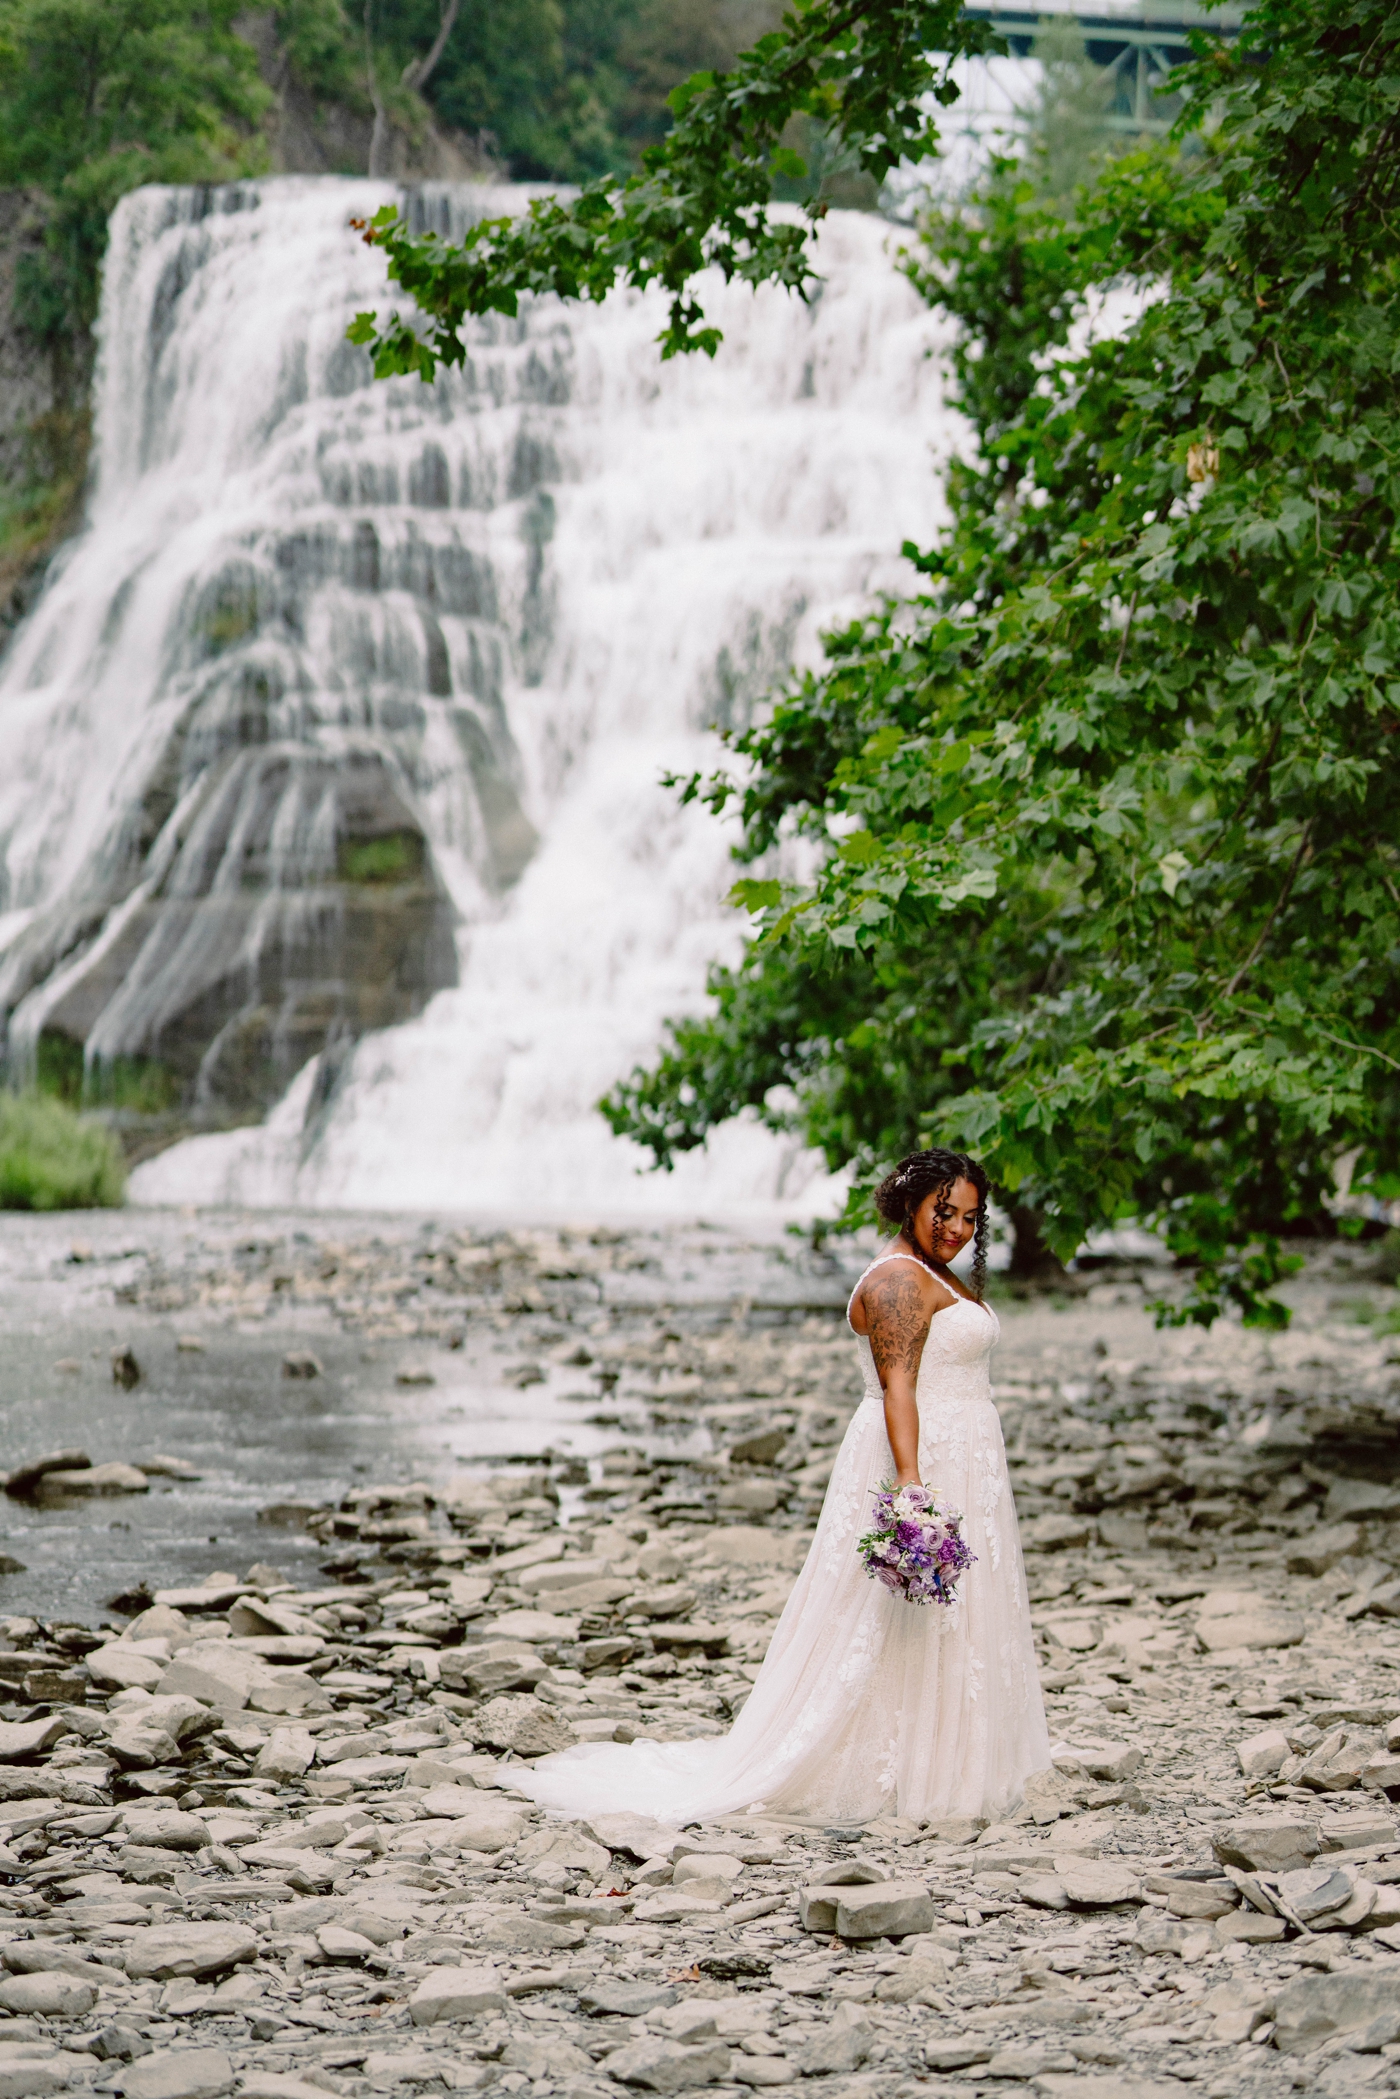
[{"left": 857, "top": 1482, "right": 975, "bottom": 1605}]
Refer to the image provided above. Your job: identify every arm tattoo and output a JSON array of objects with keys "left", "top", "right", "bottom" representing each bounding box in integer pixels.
[{"left": 865, "top": 1270, "right": 930, "bottom": 1382}]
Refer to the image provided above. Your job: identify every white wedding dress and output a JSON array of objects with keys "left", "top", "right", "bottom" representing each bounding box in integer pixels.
[{"left": 514, "top": 1255, "right": 1050, "bottom": 1824}]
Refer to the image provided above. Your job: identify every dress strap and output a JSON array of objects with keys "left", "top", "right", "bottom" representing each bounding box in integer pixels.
[{"left": 845, "top": 1251, "right": 930, "bottom": 1330}]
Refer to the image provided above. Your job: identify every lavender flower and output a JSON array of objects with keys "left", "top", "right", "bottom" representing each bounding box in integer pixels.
[{"left": 855, "top": 1479, "right": 976, "bottom": 1606}]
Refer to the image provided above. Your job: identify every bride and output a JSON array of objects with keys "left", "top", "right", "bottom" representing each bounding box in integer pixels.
[{"left": 514, "top": 1148, "right": 1050, "bottom": 1825}]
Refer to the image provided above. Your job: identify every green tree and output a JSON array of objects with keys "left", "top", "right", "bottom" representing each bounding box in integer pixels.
[
  {"left": 358, "top": 0, "right": 1400, "bottom": 1326},
  {"left": 0, "top": 0, "right": 270, "bottom": 389}
]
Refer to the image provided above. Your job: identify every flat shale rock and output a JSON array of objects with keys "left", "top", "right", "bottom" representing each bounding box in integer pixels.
[
  {"left": 1054, "top": 1854, "right": 1142, "bottom": 1906},
  {"left": 1273, "top": 1967, "right": 1400, "bottom": 2053},
  {"left": 0, "top": 1973, "right": 96, "bottom": 2017},
  {"left": 1212, "top": 1815, "right": 1320, "bottom": 1874},
  {"left": 0, "top": 2044, "right": 72, "bottom": 2099},
  {"left": 119, "top": 2049, "right": 234, "bottom": 2099},
  {"left": 604, "top": 2037, "right": 734, "bottom": 2091},
  {"left": 123, "top": 1924, "right": 257, "bottom": 1981},
  {"left": 408, "top": 1965, "right": 508, "bottom": 2024}
]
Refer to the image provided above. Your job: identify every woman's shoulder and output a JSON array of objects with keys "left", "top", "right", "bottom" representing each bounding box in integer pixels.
[{"left": 853, "top": 1253, "right": 955, "bottom": 1326}]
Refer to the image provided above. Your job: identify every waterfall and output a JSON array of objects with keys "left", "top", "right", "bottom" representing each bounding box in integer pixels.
[{"left": 0, "top": 177, "right": 957, "bottom": 1217}]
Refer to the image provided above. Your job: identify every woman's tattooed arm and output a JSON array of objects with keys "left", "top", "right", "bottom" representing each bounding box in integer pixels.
[
  {"left": 863, "top": 1266, "right": 941, "bottom": 1487},
  {"left": 865, "top": 1267, "right": 932, "bottom": 1385}
]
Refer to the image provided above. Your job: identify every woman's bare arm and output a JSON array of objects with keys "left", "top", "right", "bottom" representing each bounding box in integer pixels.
[{"left": 862, "top": 1265, "right": 946, "bottom": 1487}]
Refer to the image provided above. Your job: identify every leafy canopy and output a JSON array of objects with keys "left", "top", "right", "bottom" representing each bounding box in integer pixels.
[
  {"left": 361, "top": 0, "right": 1400, "bottom": 1327},
  {"left": 347, "top": 0, "right": 1004, "bottom": 372},
  {"left": 0, "top": 0, "right": 269, "bottom": 349}
]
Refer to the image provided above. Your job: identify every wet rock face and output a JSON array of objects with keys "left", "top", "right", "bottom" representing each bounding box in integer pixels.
[{"left": 6, "top": 745, "right": 461, "bottom": 1130}]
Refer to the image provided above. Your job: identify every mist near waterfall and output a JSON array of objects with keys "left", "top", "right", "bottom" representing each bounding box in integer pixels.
[{"left": 0, "top": 179, "right": 957, "bottom": 1219}]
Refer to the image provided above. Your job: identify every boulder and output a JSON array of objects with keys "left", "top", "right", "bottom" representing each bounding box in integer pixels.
[
  {"left": 253, "top": 1726, "right": 315, "bottom": 1782},
  {"left": 121, "top": 1809, "right": 208, "bottom": 1852},
  {"left": 0, "top": 2043, "right": 71, "bottom": 2099},
  {"left": 408, "top": 1965, "right": 508, "bottom": 2024},
  {"left": 121, "top": 2049, "right": 234, "bottom": 2099},
  {"left": 3, "top": 1449, "right": 90, "bottom": 1496},
  {"left": 473, "top": 1694, "right": 577, "bottom": 1757},
  {"left": 831, "top": 1880, "right": 933, "bottom": 1938},
  {"left": 123, "top": 1607, "right": 196, "bottom": 1651},
  {"left": 0, "top": 1715, "right": 71, "bottom": 1760},
  {"left": 1236, "top": 1728, "right": 1291, "bottom": 1779},
  {"left": 793, "top": 2022, "right": 870, "bottom": 2077},
  {"left": 1054, "top": 1856, "right": 1142, "bottom": 1907},
  {"left": 873, "top": 1955, "right": 952, "bottom": 2002},
  {"left": 673, "top": 1853, "right": 744, "bottom": 1886},
  {"left": 88, "top": 1645, "right": 165, "bottom": 1693},
  {"left": 315, "top": 1926, "right": 376, "bottom": 1961},
  {"left": 51, "top": 1463, "right": 149, "bottom": 1494},
  {"left": 107, "top": 1720, "right": 181, "bottom": 1770},
  {"left": 1213, "top": 1911, "right": 1286, "bottom": 1944},
  {"left": 1275, "top": 1865, "right": 1355, "bottom": 1923},
  {"left": 1286, "top": 1523, "right": 1363, "bottom": 1576},
  {"left": 1162, "top": 1879, "right": 1237, "bottom": 1920},
  {"left": 0, "top": 1973, "right": 96, "bottom": 2016},
  {"left": 1053, "top": 1740, "right": 1144, "bottom": 1783},
  {"left": 584, "top": 1812, "right": 690, "bottom": 1860},
  {"left": 124, "top": 1924, "right": 257, "bottom": 1982},
  {"left": 436, "top": 1804, "right": 528, "bottom": 1853},
  {"left": 1194, "top": 1607, "right": 1304, "bottom": 1653},
  {"left": 605, "top": 2038, "right": 733, "bottom": 2091},
  {"left": 1212, "top": 1816, "right": 1319, "bottom": 1875},
  {"left": 1134, "top": 1912, "right": 1218, "bottom": 1959},
  {"left": 1273, "top": 1970, "right": 1400, "bottom": 2054},
  {"left": 1299, "top": 1727, "right": 1376, "bottom": 1791}
]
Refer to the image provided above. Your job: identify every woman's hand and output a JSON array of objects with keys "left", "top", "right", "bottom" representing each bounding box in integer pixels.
[{"left": 894, "top": 1471, "right": 923, "bottom": 1491}]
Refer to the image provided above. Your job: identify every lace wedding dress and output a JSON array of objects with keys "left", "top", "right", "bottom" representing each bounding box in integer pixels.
[{"left": 513, "top": 1255, "right": 1050, "bottom": 1824}]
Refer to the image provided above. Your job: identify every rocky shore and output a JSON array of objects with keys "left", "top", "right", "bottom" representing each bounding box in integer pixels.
[{"left": 0, "top": 1218, "right": 1397, "bottom": 2099}]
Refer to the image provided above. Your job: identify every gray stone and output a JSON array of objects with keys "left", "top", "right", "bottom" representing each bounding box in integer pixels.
[
  {"left": 605, "top": 2038, "right": 733, "bottom": 2091},
  {"left": 793, "top": 2025, "right": 869, "bottom": 2077},
  {"left": 0, "top": 1972, "right": 96, "bottom": 2016},
  {"left": 408, "top": 1966, "right": 509, "bottom": 2024},
  {"left": 873, "top": 1955, "right": 951, "bottom": 2002},
  {"left": 1273, "top": 1970, "right": 1400, "bottom": 2055},
  {"left": 1194, "top": 1607, "right": 1304, "bottom": 1652},
  {"left": 924, "top": 2042, "right": 991, "bottom": 2071},
  {"left": 0, "top": 1715, "right": 70, "bottom": 1759},
  {"left": 436, "top": 1802, "right": 528, "bottom": 1853},
  {"left": 1212, "top": 1815, "right": 1319, "bottom": 1874},
  {"left": 832, "top": 1879, "right": 933, "bottom": 1938},
  {"left": 582, "top": 1984, "right": 680, "bottom": 2018},
  {"left": 1054, "top": 1855, "right": 1142, "bottom": 1907},
  {"left": 3, "top": 1449, "right": 91, "bottom": 1496},
  {"left": 121, "top": 1808, "right": 209, "bottom": 1852},
  {"left": 1021, "top": 1515, "right": 1093, "bottom": 1552},
  {"left": 1054, "top": 1739, "right": 1144, "bottom": 1781},
  {"left": 1019, "top": 1875, "right": 1070, "bottom": 1910},
  {"left": 1286, "top": 1524, "right": 1363, "bottom": 1576},
  {"left": 88, "top": 1645, "right": 165, "bottom": 1692},
  {"left": 1276, "top": 1865, "right": 1354, "bottom": 1922},
  {"left": 1133, "top": 1912, "right": 1218, "bottom": 1959},
  {"left": 120, "top": 2049, "right": 234, "bottom": 2099},
  {"left": 473, "top": 1692, "right": 577, "bottom": 1756},
  {"left": 583, "top": 1812, "right": 690, "bottom": 1860},
  {"left": 52, "top": 1462, "right": 149, "bottom": 1494},
  {"left": 475, "top": 1917, "right": 586, "bottom": 1952},
  {"left": 253, "top": 1725, "right": 315, "bottom": 1781},
  {"left": 1236, "top": 1727, "right": 1291, "bottom": 1778},
  {"left": 124, "top": 1924, "right": 258, "bottom": 1981},
  {"left": 0, "top": 2044, "right": 75, "bottom": 2099}
]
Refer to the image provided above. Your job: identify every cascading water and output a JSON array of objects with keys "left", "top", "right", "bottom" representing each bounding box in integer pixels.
[{"left": 0, "top": 177, "right": 957, "bottom": 1217}]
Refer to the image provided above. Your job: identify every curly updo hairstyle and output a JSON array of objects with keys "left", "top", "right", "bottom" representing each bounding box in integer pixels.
[{"left": 874, "top": 1148, "right": 991, "bottom": 1299}]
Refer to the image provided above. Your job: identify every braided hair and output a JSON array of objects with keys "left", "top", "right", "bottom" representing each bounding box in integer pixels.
[{"left": 873, "top": 1147, "right": 990, "bottom": 1300}]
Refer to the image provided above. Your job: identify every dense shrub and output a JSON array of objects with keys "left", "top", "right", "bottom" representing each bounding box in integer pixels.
[{"left": 0, "top": 1092, "right": 125, "bottom": 1210}]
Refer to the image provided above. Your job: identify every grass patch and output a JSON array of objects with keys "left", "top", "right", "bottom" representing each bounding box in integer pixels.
[
  {"left": 0, "top": 1093, "right": 125, "bottom": 1210},
  {"left": 338, "top": 830, "right": 424, "bottom": 884}
]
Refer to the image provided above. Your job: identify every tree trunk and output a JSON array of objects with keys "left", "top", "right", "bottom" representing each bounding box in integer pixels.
[{"left": 1005, "top": 1201, "right": 1065, "bottom": 1283}]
